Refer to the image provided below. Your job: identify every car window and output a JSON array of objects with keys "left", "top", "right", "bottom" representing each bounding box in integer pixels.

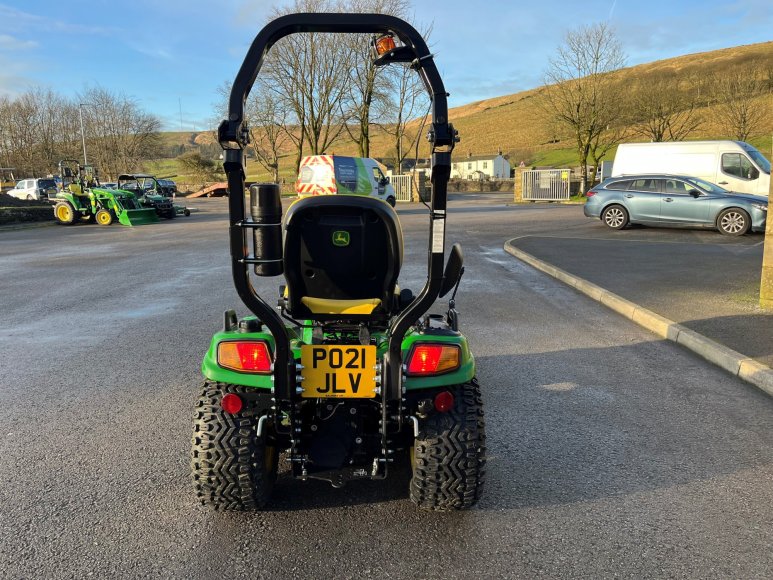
[
  {"left": 38, "top": 179, "right": 56, "bottom": 189},
  {"left": 722, "top": 153, "right": 755, "bottom": 180},
  {"left": 745, "top": 148, "right": 771, "bottom": 173},
  {"left": 605, "top": 179, "right": 632, "bottom": 190},
  {"left": 628, "top": 178, "right": 661, "bottom": 192},
  {"left": 665, "top": 179, "right": 691, "bottom": 195},
  {"left": 685, "top": 177, "right": 726, "bottom": 195},
  {"left": 299, "top": 166, "right": 314, "bottom": 183},
  {"left": 372, "top": 166, "right": 385, "bottom": 182}
]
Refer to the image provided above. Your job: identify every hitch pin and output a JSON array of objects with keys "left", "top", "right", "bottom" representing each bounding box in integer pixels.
[
  {"left": 408, "top": 416, "right": 420, "bottom": 438},
  {"left": 256, "top": 415, "right": 268, "bottom": 437}
]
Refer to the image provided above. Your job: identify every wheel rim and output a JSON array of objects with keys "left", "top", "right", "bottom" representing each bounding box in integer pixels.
[
  {"left": 720, "top": 211, "right": 745, "bottom": 233},
  {"left": 56, "top": 205, "right": 71, "bottom": 221},
  {"left": 604, "top": 208, "right": 624, "bottom": 228},
  {"left": 97, "top": 211, "right": 110, "bottom": 225}
]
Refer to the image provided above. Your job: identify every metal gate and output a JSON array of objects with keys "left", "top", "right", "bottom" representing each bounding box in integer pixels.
[
  {"left": 522, "top": 169, "right": 570, "bottom": 200},
  {"left": 390, "top": 174, "right": 413, "bottom": 202}
]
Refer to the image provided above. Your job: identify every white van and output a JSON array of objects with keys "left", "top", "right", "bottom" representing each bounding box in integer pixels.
[
  {"left": 612, "top": 141, "right": 770, "bottom": 197},
  {"left": 295, "top": 155, "right": 397, "bottom": 206}
]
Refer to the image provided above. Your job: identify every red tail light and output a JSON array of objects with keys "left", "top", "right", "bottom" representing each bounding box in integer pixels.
[
  {"left": 586, "top": 190, "right": 596, "bottom": 197},
  {"left": 406, "top": 344, "right": 461, "bottom": 376},
  {"left": 217, "top": 341, "right": 272, "bottom": 373}
]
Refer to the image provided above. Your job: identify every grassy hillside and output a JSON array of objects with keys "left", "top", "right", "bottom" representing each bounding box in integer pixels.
[{"left": 150, "top": 41, "right": 773, "bottom": 186}]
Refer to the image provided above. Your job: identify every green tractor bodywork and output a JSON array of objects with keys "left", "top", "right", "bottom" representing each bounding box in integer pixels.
[
  {"left": 117, "top": 174, "right": 190, "bottom": 219},
  {"left": 201, "top": 318, "right": 475, "bottom": 391},
  {"left": 53, "top": 161, "right": 158, "bottom": 226}
]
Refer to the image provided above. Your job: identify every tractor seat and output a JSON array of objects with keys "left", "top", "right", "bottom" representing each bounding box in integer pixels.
[
  {"left": 68, "top": 184, "right": 89, "bottom": 196},
  {"left": 283, "top": 195, "right": 403, "bottom": 322}
]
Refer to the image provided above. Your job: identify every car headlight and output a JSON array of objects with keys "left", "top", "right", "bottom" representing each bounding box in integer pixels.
[{"left": 751, "top": 203, "right": 767, "bottom": 212}]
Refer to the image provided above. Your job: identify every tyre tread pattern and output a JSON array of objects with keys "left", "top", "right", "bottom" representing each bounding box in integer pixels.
[
  {"left": 190, "top": 380, "right": 275, "bottom": 510},
  {"left": 410, "top": 379, "right": 486, "bottom": 511}
]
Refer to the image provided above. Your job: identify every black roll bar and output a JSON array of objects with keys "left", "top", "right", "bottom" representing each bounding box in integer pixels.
[{"left": 219, "top": 12, "right": 457, "bottom": 405}]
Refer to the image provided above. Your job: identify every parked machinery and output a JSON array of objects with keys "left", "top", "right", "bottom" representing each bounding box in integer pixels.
[{"left": 52, "top": 161, "right": 158, "bottom": 226}]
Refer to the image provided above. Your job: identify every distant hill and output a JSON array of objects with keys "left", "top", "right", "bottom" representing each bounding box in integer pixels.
[{"left": 153, "top": 41, "right": 773, "bottom": 182}]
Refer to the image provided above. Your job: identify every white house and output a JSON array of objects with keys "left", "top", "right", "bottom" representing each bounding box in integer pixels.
[{"left": 451, "top": 153, "right": 511, "bottom": 180}]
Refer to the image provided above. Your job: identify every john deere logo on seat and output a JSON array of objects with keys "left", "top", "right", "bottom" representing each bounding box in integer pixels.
[{"left": 332, "top": 230, "right": 350, "bottom": 247}]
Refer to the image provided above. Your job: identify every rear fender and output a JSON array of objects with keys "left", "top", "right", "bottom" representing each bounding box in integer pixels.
[{"left": 202, "top": 326, "right": 277, "bottom": 389}]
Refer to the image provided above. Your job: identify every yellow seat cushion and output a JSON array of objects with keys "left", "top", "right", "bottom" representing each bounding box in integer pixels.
[{"left": 300, "top": 297, "right": 382, "bottom": 315}]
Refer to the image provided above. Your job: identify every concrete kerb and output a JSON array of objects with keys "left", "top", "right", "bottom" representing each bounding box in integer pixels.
[{"left": 504, "top": 238, "right": 773, "bottom": 398}]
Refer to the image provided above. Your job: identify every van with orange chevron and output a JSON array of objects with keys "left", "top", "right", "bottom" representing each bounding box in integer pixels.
[{"left": 295, "top": 154, "right": 397, "bottom": 207}]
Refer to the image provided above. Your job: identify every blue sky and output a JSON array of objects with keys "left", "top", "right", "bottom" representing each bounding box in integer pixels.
[{"left": 1, "top": 0, "right": 771, "bottom": 131}]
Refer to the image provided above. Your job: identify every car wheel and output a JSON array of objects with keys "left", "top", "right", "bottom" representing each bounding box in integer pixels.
[
  {"left": 26, "top": 194, "right": 33, "bottom": 200},
  {"left": 387, "top": 196, "right": 396, "bottom": 207},
  {"left": 601, "top": 204, "right": 628, "bottom": 230},
  {"left": 716, "top": 208, "right": 750, "bottom": 236}
]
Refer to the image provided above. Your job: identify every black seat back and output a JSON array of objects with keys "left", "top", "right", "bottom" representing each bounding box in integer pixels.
[{"left": 283, "top": 195, "right": 403, "bottom": 320}]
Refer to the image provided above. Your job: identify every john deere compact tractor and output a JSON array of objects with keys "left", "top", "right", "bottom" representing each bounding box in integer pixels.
[
  {"left": 116, "top": 174, "right": 188, "bottom": 219},
  {"left": 52, "top": 161, "right": 157, "bottom": 226},
  {"left": 191, "top": 13, "right": 485, "bottom": 511}
]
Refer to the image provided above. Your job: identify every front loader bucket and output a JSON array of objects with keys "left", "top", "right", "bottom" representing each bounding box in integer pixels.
[{"left": 118, "top": 208, "right": 159, "bottom": 226}]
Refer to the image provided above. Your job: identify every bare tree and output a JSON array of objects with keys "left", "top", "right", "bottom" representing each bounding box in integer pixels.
[
  {"left": 541, "top": 22, "right": 626, "bottom": 192},
  {"left": 628, "top": 72, "right": 703, "bottom": 142},
  {"left": 263, "top": 0, "right": 352, "bottom": 171},
  {"left": 378, "top": 64, "right": 429, "bottom": 170},
  {"left": 79, "top": 87, "right": 161, "bottom": 179},
  {"left": 340, "top": 0, "right": 411, "bottom": 158},
  {"left": 218, "top": 80, "right": 289, "bottom": 183},
  {"left": 246, "top": 81, "right": 290, "bottom": 183},
  {"left": 713, "top": 64, "right": 767, "bottom": 141}
]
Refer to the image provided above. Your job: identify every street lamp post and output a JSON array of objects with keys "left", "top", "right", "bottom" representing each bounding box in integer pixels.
[{"left": 78, "top": 104, "right": 88, "bottom": 165}]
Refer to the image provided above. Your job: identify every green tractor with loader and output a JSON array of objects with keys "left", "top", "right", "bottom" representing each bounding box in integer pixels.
[
  {"left": 52, "top": 160, "right": 158, "bottom": 226},
  {"left": 116, "top": 174, "right": 190, "bottom": 218},
  {"left": 191, "top": 14, "right": 485, "bottom": 511}
]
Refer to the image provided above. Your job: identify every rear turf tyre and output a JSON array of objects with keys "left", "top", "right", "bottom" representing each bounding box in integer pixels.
[
  {"left": 602, "top": 204, "right": 628, "bottom": 230},
  {"left": 191, "top": 380, "right": 277, "bottom": 510},
  {"left": 54, "top": 202, "right": 77, "bottom": 225},
  {"left": 717, "top": 208, "right": 750, "bottom": 236},
  {"left": 410, "top": 379, "right": 486, "bottom": 511},
  {"left": 95, "top": 209, "right": 113, "bottom": 226}
]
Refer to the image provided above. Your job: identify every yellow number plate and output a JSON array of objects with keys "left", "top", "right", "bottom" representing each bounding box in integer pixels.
[{"left": 300, "top": 345, "right": 377, "bottom": 398}]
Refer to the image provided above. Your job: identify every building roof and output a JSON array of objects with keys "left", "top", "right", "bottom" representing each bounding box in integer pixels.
[{"left": 452, "top": 154, "right": 507, "bottom": 163}]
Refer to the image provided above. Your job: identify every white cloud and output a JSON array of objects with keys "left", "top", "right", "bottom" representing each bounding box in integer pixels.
[{"left": 0, "top": 34, "right": 38, "bottom": 51}]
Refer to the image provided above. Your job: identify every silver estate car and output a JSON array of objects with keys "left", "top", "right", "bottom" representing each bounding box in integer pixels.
[{"left": 584, "top": 174, "right": 767, "bottom": 236}]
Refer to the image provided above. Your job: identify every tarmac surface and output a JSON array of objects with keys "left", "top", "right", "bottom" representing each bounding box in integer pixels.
[
  {"left": 506, "top": 218, "right": 773, "bottom": 387},
  {"left": 2, "top": 195, "right": 772, "bottom": 578}
]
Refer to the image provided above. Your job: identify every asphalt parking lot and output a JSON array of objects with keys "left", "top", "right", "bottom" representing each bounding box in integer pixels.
[{"left": 1, "top": 195, "right": 771, "bottom": 578}]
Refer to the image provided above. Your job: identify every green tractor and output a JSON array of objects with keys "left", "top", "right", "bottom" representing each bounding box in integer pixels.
[
  {"left": 116, "top": 174, "right": 189, "bottom": 218},
  {"left": 52, "top": 161, "right": 158, "bottom": 226},
  {"left": 191, "top": 14, "right": 485, "bottom": 511}
]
